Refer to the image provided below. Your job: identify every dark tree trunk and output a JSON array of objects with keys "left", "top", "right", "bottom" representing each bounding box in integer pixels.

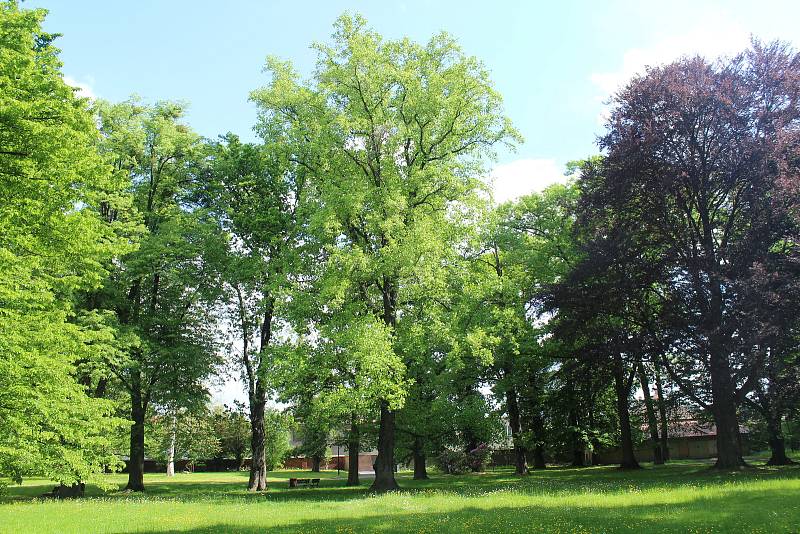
[
  {"left": 637, "top": 361, "right": 664, "bottom": 465},
  {"left": 568, "top": 407, "right": 584, "bottom": 467},
  {"left": 125, "top": 403, "right": 144, "bottom": 491},
  {"left": 370, "top": 279, "right": 400, "bottom": 491},
  {"left": 94, "top": 377, "right": 108, "bottom": 399},
  {"left": 412, "top": 435, "right": 428, "bottom": 480},
  {"left": 705, "top": 264, "right": 744, "bottom": 469},
  {"left": 709, "top": 347, "right": 744, "bottom": 469},
  {"left": 246, "top": 298, "right": 275, "bottom": 492},
  {"left": 766, "top": 411, "right": 793, "bottom": 465},
  {"left": 126, "top": 390, "right": 146, "bottom": 492},
  {"left": 654, "top": 359, "right": 670, "bottom": 461},
  {"left": 248, "top": 399, "right": 267, "bottom": 491},
  {"left": 532, "top": 445, "right": 546, "bottom": 469},
  {"left": 464, "top": 431, "right": 479, "bottom": 456},
  {"left": 347, "top": 413, "right": 360, "bottom": 486},
  {"left": 613, "top": 354, "right": 640, "bottom": 470},
  {"left": 529, "top": 413, "right": 546, "bottom": 469},
  {"left": 311, "top": 455, "right": 321, "bottom": 473},
  {"left": 370, "top": 401, "right": 399, "bottom": 491},
  {"left": 505, "top": 387, "right": 528, "bottom": 475}
]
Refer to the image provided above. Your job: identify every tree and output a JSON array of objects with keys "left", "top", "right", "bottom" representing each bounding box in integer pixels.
[
  {"left": 457, "top": 216, "right": 535, "bottom": 475},
  {"left": 209, "top": 403, "right": 251, "bottom": 469},
  {"left": 251, "top": 14, "right": 518, "bottom": 490},
  {"left": 591, "top": 42, "right": 800, "bottom": 468},
  {"left": 205, "top": 134, "right": 308, "bottom": 491},
  {"left": 146, "top": 406, "right": 221, "bottom": 474},
  {"left": 274, "top": 304, "right": 402, "bottom": 485},
  {"left": 739, "top": 255, "right": 800, "bottom": 465},
  {"left": 458, "top": 184, "right": 577, "bottom": 474},
  {"left": 92, "top": 99, "right": 225, "bottom": 491},
  {"left": 0, "top": 1, "right": 131, "bottom": 487},
  {"left": 294, "top": 417, "right": 330, "bottom": 473},
  {"left": 263, "top": 409, "right": 293, "bottom": 471}
]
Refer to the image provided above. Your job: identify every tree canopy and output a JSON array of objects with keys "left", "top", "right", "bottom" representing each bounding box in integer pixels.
[{"left": 2, "top": 2, "right": 799, "bottom": 494}]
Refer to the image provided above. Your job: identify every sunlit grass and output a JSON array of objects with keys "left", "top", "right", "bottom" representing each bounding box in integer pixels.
[{"left": 1, "top": 458, "right": 799, "bottom": 533}]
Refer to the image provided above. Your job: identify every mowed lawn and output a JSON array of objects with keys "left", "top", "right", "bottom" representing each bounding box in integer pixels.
[{"left": 1, "top": 458, "right": 799, "bottom": 533}]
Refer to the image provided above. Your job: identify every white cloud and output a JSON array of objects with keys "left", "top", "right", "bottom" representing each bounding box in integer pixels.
[
  {"left": 591, "top": 20, "right": 750, "bottom": 124},
  {"left": 63, "top": 75, "right": 97, "bottom": 100},
  {"left": 489, "top": 158, "right": 567, "bottom": 204}
]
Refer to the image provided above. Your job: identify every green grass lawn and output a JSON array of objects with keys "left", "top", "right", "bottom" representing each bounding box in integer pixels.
[{"left": 1, "top": 458, "right": 799, "bottom": 533}]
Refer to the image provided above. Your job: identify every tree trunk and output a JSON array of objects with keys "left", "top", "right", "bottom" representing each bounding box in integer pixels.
[
  {"left": 654, "top": 359, "right": 670, "bottom": 461},
  {"left": 637, "top": 362, "right": 664, "bottom": 465},
  {"left": 370, "top": 401, "right": 399, "bottom": 491},
  {"left": 531, "top": 444, "right": 546, "bottom": 469},
  {"left": 766, "top": 412, "right": 793, "bottom": 465},
  {"left": 530, "top": 413, "right": 546, "bottom": 469},
  {"left": 412, "top": 435, "right": 428, "bottom": 480},
  {"left": 506, "top": 387, "right": 528, "bottom": 475},
  {"left": 705, "top": 258, "right": 744, "bottom": 469},
  {"left": 347, "top": 414, "right": 360, "bottom": 486},
  {"left": 709, "top": 348, "right": 744, "bottom": 468},
  {"left": 166, "top": 413, "right": 177, "bottom": 476},
  {"left": 126, "top": 392, "right": 146, "bottom": 491},
  {"left": 370, "top": 278, "right": 400, "bottom": 491},
  {"left": 311, "top": 455, "right": 321, "bottom": 473},
  {"left": 613, "top": 354, "right": 640, "bottom": 470},
  {"left": 248, "top": 399, "right": 267, "bottom": 491},
  {"left": 568, "top": 407, "right": 584, "bottom": 467}
]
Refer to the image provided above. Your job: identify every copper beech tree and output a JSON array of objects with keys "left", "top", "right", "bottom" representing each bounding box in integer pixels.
[{"left": 583, "top": 41, "right": 800, "bottom": 469}]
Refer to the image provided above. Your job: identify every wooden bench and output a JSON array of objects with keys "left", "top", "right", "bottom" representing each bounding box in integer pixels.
[
  {"left": 41, "top": 483, "right": 85, "bottom": 499},
  {"left": 289, "top": 478, "right": 320, "bottom": 488}
]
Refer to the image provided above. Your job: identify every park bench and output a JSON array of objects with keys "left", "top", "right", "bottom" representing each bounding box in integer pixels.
[
  {"left": 288, "top": 478, "right": 321, "bottom": 488},
  {"left": 41, "top": 483, "right": 85, "bottom": 499}
]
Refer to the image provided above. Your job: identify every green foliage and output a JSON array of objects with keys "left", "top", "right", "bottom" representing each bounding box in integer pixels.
[
  {"left": 264, "top": 409, "right": 292, "bottom": 471},
  {"left": 209, "top": 404, "right": 251, "bottom": 465},
  {"left": 0, "top": 1, "right": 131, "bottom": 486},
  {"left": 146, "top": 408, "right": 221, "bottom": 469},
  {"left": 292, "top": 416, "right": 331, "bottom": 465},
  {"left": 252, "top": 18, "right": 518, "bottom": 484},
  {"left": 94, "top": 97, "right": 225, "bottom": 414}
]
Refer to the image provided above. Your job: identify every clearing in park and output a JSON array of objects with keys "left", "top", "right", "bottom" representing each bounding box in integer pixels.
[{"left": 1, "top": 459, "right": 799, "bottom": 533}]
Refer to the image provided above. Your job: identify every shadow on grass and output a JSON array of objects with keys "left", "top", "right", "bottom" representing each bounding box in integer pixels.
[
  {"left": 4, "top": 461, "right": 799, "bottom": 506},
  {"left": 116, "top": 485, "right": 800, "bottom": 533}
]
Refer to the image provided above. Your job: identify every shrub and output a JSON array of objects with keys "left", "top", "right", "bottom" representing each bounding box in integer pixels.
[
  {"left": 436, "top": 449, "right": 468, "bottom": 474},
  {"left": 467, "top": 443, "right": 491, "bottom": 472}
]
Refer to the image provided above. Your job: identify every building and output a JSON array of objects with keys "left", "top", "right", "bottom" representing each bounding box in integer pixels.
[{"left": 593, "top": 418, "right": 750, "bottom": 464}]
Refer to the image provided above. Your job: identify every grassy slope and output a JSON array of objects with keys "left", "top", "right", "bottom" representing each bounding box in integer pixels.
[{"left": 1, "top": 459, "right": 799, "bottom": 533}]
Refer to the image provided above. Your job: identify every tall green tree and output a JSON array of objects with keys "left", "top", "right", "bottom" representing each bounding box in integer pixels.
[
  {"left": 92, "top": 99, "right": 225, "bottom": 491},
  {"left": 205, "top": 134, "right": 307, "bottom": 491},
  {"left": 251, "top": 14, "right": 518, "bottom": 490},
  {"left": 0, "top": 1, "right": 131, "bottom": 487},
  {"left": 490, "top": 182, "right": 579, "bottom": 471}
]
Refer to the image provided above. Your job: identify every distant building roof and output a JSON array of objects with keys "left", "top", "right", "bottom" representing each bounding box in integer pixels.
[{"left": 642, "top": 418, "right": 749, "bottom": 438}]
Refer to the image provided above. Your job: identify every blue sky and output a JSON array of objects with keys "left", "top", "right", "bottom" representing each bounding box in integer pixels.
[
  {"left": 31, "top": 0, "right": 800, "bottom": 203},
  {"left": 29, "top": 0, "right": 800, "bottom": 404}
]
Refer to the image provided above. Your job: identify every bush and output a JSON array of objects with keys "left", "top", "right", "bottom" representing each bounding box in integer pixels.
[
  {"left": 436, "top": 444, "right": 491, "bottom": 475},
  {"left": 436, "top": 449, "right": 469, "bottom": 475},
  {"left": 467, "top": 443, "right": 491, "bottom": 472}
]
